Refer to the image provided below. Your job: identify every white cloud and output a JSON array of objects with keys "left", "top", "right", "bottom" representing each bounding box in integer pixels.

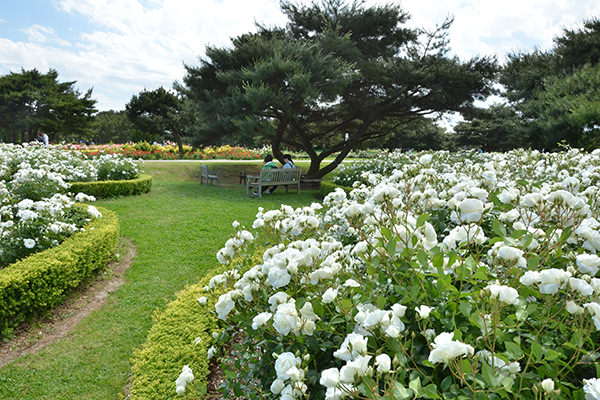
[
  {"left": 399, "top": 0, "right": 600, "bottom": 61},
  {"left": 2, "top": 0, "right": 599, "bottom": 111},
  {"left": 21, "top": 24, "right": 71, "bottom": 47}
]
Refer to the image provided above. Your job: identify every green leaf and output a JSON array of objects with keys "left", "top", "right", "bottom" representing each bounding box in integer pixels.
[
  {"left": 516, "top": 179, "right": 528, "bottom": 187},
  {"left": 392, "top": 384, "right": 413, "bottom": 400},
  {"left": 233, "top": 383, "right": 244, "bottom": 396},
  {"left": 504, "top": 341, "right": 523, "bottom": 358},
  {"left": 545, "top": 349, "right": 562, "bottom": 361},
  {"left": 432, "top": 253, "right": 444, "bottom": 269},
  {"left": 459, "top": 301, "right": 473, "bottom": 317},
  {"left": 481, "top": 361, "right": 498, "bottom": 387},
  {"left": 416, "top": 212, "right": 430, "bottom": 228},
  {"left": 421, "top": 384, "right": 441, "bottom": 399},
  {"left": 531, "top": 342, "right": 543, "bottom": 360},
  {"left": 376, "top": 296, "right": 387, "bottom": 309},
  {"left": 409, "top": 377, "right": 421, "bottom": 395},
  {"left": 417, "top": 250, "right": 428, "bottom": 267},
  {"left": 492, "top": 220, "right": 507, "bottom": 237},
  {"left": 311, "top": 300, "right": 324, "bottom": 317},
  {"left": 560, "top": 226, "right": 573, "bottom": 242},
  {"left": 526, "top": 255, "right": 540, "bottom": 270},
  {"left": 340, "top": 298, "right": 352, "bottom": 313}
]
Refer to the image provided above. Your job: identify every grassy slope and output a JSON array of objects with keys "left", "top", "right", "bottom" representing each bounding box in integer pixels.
[{"left": 0, "top": 162, "right": 318, "bottom": 400}]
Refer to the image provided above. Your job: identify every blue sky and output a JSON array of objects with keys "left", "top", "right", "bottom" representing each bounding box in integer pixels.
[{"left": 1, "top": 0, "right": 599, "bottom": 112}]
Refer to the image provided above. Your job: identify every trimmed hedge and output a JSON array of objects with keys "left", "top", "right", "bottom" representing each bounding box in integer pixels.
[
  {"left": 0, "top": 207, "right": 120, "bottom": 338},
  {"left": 69, "top": 173, "right": 152, "bottom": 198},
  {"left": 319, "top": 180, "right": 353, "bottom": 198},
  {"left": 129, "top": 263, "right": 233, "bottom": 400}
]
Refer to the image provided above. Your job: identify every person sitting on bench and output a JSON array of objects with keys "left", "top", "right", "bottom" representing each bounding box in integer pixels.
[
  {"left": 265, "top": 154, "right": 296, "bottom": 194},
  {"left": 253, "top": 154, "right": 278, "bottom": 196}
]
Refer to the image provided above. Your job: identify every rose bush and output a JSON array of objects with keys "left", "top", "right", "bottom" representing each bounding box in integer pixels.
[
  {"left": 0, "top": 143, "right": 139, "bottom": 267},
  {"left": 195, "top": 148, "right": 600, "bottom": 399}
]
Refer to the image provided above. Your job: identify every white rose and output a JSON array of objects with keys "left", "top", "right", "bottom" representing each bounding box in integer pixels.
[
  {"left": 252, "top": 312, "right": 273, "bottom": 330},
  {"left": 428, "top": 332, "right": 474, "bottom": 364},
  {"left": 319, "top": 368, "right": 340, "bottom": 388},
  {"left": 391, "top": 303, "right": 407, "bottom": 317},
  {"left": 343, "top": 279, "right": 361, "bottom": 287},
  {"left": 375, "top": 354, "right": 391, "bottom": 373},
  {"left": 458, "top": 198, "right": 484, "bottom": 222},
  {"left": 299, "top": 302, "right": 319, "bottom": 321},
  {"left": 497, "top": 246, "right": 524, "bottom": 261},
  {"left": 566, "top": 300, "right": 584, "bottom": 314},
  {"left": 270, "top": 378, "right": 285, "bottom": 394},
  {"left": 23, "top": 238, "right": 36, "bottom": 249},
  {"left": 267, "top": 266, "right": 292, "bottom": 288},
  {"left": 541, "top": 379, "right": 555, "bottom": 394},
  {"left": 274, "top": 352, "right": 300, "bottom": 380},
  {"left": 570, "top": 278, "right": 594, "bottom": 296},
  {"left": 485, "top": 284, "right": 519, "bottom": 305},
  {"left": 583, "top": 378, "right": 600, "bottom": 400},
  {"left": 215, "top": 292, "right": 235, "bottom": 320},
  {"left": 175, "top": 365, "right": 194, "bottom": 395},
  {"left": 322, "top": 288, "right": 338, "bottom": 304},
  {"left": 273, "top": 302, "right": 300, "bottom": 336},
  {"left": 576, "top": 254, "right": 600, "bottom": 276},
  {"left": 520, "top": 270, "right": 540, "bottom": 286},
  {"left": 415, "top": 305, "right": 432, "bottom": 319}
]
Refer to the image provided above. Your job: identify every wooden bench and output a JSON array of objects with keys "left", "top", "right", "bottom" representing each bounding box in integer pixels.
[
  {"left": 246, "top": 168, "right": 301, "bottom": 198},
  {"left": 200, "top": 165, "right": 219, "bottom": 186}
]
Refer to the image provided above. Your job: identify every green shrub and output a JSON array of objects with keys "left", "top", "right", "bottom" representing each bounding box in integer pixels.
[
  {"left": 319, "top": 180, "right": 352, "bottom": 198},
  {"left": 69, "top": 174, "right": 152, "bottom": 198},
  {"left": 129, "top": 264, "right": 231, "bottom": 400},
  {"left": 0, "top": 207, "right": 119, "bottom": 338}
]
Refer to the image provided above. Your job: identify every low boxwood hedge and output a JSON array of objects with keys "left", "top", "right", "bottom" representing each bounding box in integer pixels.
[
  {"left": 129, "top": 264, "right": 230, "bottom": 400},
  {"left": 69, "top": 174, "right": 152, "bottom": 198},
  {"left": 0, "top": 207, "right": 120, "bottom": 338},
  {"left": 319, "top": 180, "right": 353, "bottom": 198}
]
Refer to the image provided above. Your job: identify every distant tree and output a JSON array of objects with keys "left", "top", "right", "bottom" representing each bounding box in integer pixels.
[
  {"left": 370, "top": 118, "right": 454, "bottom": 151},
  {"left": 181, "top": 0, "right": 497, "bottom": 178},
  {"left": 125, "top": 87, "right": 189, "bottom": 156},
  {"left": 522, "top": 63, "right": 600, "bottom": 150},
  {"left": 502, "top": 18, "right": 600, "bottom": 104},
  {"left": 91, "top": 110, "right": 134, "bottom": 144},
  {"left": 447, "top": 17, "right": 600, "bottom": 151},
  {"left": 454, "top": 104, "right": 526, "bottom": 151},
  {"left": 0, "top": 68, "right": 96, "bottom": 143}
]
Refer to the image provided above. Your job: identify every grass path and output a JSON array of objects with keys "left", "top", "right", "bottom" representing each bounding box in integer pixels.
[{"left": 0, "top": 162, "right": 318, "bottom": 400}]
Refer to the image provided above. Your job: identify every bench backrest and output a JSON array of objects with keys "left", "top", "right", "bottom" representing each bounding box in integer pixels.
[
  {"left": 200, "top": 165, "right": 208, "bottom": 175},
  {"left": 259, "top": 168, "right": 301, "bottom": 183}
]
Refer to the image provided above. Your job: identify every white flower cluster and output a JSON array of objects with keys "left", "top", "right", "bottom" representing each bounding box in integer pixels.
[
  {"left": 0, "top": 143, "right": 139, "bottom": 268},
  {"left": 204, "top": 148, "right": 600, "bottom": 398},
  {"left": 175, "top": 365, "right": 194, "bottom": 395}
]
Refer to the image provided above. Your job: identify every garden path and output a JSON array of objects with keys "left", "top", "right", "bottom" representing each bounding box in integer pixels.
[{"left": 0, "top": 162, "right": 317, "bottom": 400}]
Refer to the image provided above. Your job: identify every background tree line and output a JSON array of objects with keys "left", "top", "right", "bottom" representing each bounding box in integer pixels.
[{"left": 0, "top": 1, "right": 598, "bottom": 174}]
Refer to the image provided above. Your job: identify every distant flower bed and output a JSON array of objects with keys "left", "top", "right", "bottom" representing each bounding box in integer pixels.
[
  {"left": 195, "top": 148, "right": 600, "bottom": 399},
  {"left": 0, "top": 143, "right": 139, "bottom": 267},
  {"left": 61, "top": 142, "right": 263, "bottom": 160}
]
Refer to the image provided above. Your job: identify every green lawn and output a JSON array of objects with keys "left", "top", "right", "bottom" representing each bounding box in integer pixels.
[{"left": 0, "top": 162, "right": 320, "bottom": 400}]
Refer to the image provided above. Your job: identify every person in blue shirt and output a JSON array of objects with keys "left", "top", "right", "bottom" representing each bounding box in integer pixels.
[{"left": 282, "top": 154, "right": 296, "bottom": 169}]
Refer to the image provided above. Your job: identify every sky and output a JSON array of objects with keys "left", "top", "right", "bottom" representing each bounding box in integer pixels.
[{"left": 1, "top": 0, "right": 599, "bottom": 112}]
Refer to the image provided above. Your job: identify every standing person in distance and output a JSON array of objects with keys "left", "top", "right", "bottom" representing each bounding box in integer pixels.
[{"left": 41, "top": 131, "right": 49, "bottom": 145}]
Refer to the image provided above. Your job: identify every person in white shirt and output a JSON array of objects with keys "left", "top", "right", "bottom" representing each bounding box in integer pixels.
[{"left": 41, "top": 132, "right": 49, "bottom": 145}]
